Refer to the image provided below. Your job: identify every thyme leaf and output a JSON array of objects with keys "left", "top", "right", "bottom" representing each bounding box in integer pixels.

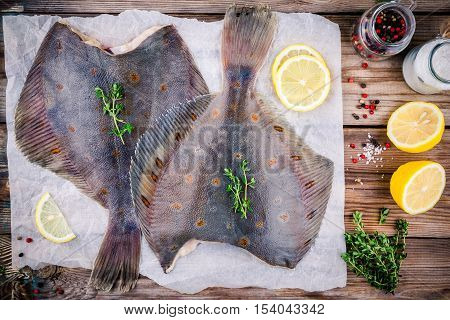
[
  {"left": 379, "top": 207, "right": 390, "bottom": 225},
  {"left": 94, "top": 82, "right": 133, "bottom": 144},
  {"left": 224, "top": 159, "right": 255, "bottom": 219},
  {"left": 341, "top": 211, "right": 409, "bottom": 293}
]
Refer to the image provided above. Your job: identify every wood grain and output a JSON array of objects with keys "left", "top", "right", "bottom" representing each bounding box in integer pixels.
[
  {"left": 4, "top": 0, "right": 449, "bottom": 14},
  {"left": 1, "top": 235, "right": 447, "bottom": 299}
]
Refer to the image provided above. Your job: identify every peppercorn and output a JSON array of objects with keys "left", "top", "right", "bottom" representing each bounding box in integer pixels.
[
  {"left": 350, "top": 143, "right": 356, "bottom": 149},
  {"left": 352, "top": 158, "right": 358, "bottom": 163},
  {"left": 348, "top": 77, "right": 354, "bottom": 83},
  {"left": 375, "top": 100, "right": 380, "bottom": 104},
  {"left": 32, "top": 289, "right": 40, "bottom": 294},
  {"left": 364, "top": 105, "right": 369, "bottom": 109},
  {"left": 17, "top": 236, "right": 23, "bottom": 241},
  {"left": 352, "top": 113, "right": 360, "bottom": 120},
  {"left": 363, "top": 114, "right": 368, "bottom": 119},
  {"left": 369, "top": 110, "right": 374, "bottom": 115},
  {"left": 385, "top": 142, "right": 391, "bottom": 148},
  {"left": 362, "top": 93, "right": 368, "bottom": 98},
  {"left": 18, "top": 252, "right": 24, "bottom": 257},
  {"left": 26, "top": 238, "right": 33, "bottom": 243},
  {"left": 360, "top": 154, "right": 366, "bottom": 159},
  {"left": 360, "top": 83, "right": 366, "bottom": 88},
  {"left": 361, "top": 62, "right": 368, "bottom": 69}
]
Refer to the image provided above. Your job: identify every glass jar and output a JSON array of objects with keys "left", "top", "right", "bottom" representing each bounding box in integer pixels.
[
  {"left": 402, "top": 37, "right": 450, "bottom": 94},
  {"left": 351, "top": 1, "right": 416, "bottom": 61}
]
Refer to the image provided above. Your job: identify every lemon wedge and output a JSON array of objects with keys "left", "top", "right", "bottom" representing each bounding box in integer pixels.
[
  {"left": 273, "top": 54, "right": 331, "bottom": 112},
  {"left": 390, "top": 161, "right": 446, "bottom": 215},
  {"left": 271, "top": 44, "right": 325, "bottom": 82},
  {"left": 387, "top": 102, "right": 445, "bottom": 153},
  {"left": 35, "top": 192, "right": 76, "bottom": 243}
]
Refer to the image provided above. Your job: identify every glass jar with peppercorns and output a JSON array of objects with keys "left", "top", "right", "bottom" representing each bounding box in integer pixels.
[{"left": 351, "top": 0, "right": 416, "bottom": 61}]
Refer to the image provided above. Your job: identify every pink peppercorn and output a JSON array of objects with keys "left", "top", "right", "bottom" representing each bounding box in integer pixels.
[
  {"left": 369, "top": 110, "right": 374, "bottom": 115},
  {"left": 362, "top": 93, "right": 368, "bottom": 98},
  {"left": 348, "top": 77, "right": 354, "bottom": 83},
  {"left": 350, "top": 143, "right": 356, "bottom": 149},
  {"left": 360, "top": 154, "right": 366, "bottom": 159},
  {"left": 352, "top": 158, "right": 358, "bottom": 163},
  {"left": 361, "top": 62, "right": 368, "bottom": 69},
  {"left": 385, "top": 142, "right": 391, "bottom": 148},
  {"left": 26, "top": 238, "right": 33, "bottom": 243},
  {"left": 363, "top": 114, "right": 368, "bottom": 119}
]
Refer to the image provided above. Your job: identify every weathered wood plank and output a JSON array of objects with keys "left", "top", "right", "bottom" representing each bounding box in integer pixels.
[
  {"left": 0, "top": 15, "right": 448, "bottom": 125},
  {"left": 10, "top": 0, "right": 450, "bottom": 14},
  {"left": 1, "top": 236, "right": 446, "bottom": 300}
]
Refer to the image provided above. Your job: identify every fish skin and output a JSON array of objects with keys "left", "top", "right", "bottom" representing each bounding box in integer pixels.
[
  {"left": 15, "top": 22, "right": 208, "bottom": 291},
  {"left": 131, "top": 6, "right": 334, "bottom": 273}
]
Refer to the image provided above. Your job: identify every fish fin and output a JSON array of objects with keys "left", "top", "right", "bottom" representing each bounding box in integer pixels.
[
  {"left": 130, "top": 95, "right": 213, "bottom": 261},
  {"left": 257, "top": 97, "right": 334, "bottom": 260},
  {"left": 14, "top": 24, "right": 104, "bottom": 206},
  {"left": 222, "top": 5, "right": 276, "bottom": 85},
  {"left": 90, "top": 221, "right": 141, "bottom": 292}
]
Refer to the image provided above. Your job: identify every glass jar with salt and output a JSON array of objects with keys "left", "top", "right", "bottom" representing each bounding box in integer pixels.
[{"left": 402, "top": 33, "right": 450, "bottom": 94}]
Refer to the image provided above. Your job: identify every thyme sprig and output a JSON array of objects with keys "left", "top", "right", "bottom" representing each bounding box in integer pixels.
[
  {"left": 94, "top": 83, "right": 133, "bottom": 144},
  {"left": 224, "top": 159, "right": 256, "bottom": 219},
  {"left": 342, "top": 211, "right": 409, "bottom": 293}
]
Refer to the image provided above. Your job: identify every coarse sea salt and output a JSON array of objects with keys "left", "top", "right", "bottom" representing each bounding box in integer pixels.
[{"left": 360, "top": 133, "right": 387, "bottom": 164}]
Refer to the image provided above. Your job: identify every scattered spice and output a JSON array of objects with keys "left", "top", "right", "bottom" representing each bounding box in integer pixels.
[
  {"left": 361, "top": 62, "right": 368, "bottom": 69},
  {"left": 56, "top": 288, "right": 65, "bottom": 295},
  {"left": 17, "top": 236, "right": 22, "bottom": 241},
  {"left": 363, "top": 114, "right": 368, "bottom": 119},
  {"left": 352, "top": 113, "right": 360, "bottom": 120},
  {"left": 348, "top": 77, "right": 354, "bottom": 83},
  {"left": 360, "top": 83, "right": 367, "bottom": 88},
  {"left": 362, "top": 93, "right": 368, "bottom": 98},
  {"left": 18, "top": 252, "right": 24, "bottom": 257},
  {"left": 352, "top": 158, "right": 358, "bottom": 163},
  {"left": 25, "top": 238, "right": 33, "bottom": 243},
  {"left": 350, "top": 143, "right": 356, "bottom": 149},
  {"left": 379, "top": 207, "right": 390, "bottom": 225},
  {"left": 369, "top": 110, "right": 374, "bottom": 115},
  {"left": 385, "top": 142, "right": 391, "bottom": 148}
]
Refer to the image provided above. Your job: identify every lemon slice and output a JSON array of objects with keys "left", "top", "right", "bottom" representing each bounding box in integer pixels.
[
  {"left": 35, "top": 192, "right": 76, "bottom": 243},
  {"left": 391, "top": 161, "right": 446, "bottom": 215},
  {"left": 274, "top": 54, "right": 331, "bottom": 112},
  {"left": 271, "top": 44, "right": 325, "bottom": 81},
  {"left": 387, "top": 102, "right": 445, "bottom": 153}
]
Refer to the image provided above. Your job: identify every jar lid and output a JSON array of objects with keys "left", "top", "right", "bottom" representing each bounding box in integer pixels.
[{"left": 430, "top": 41, "right": 450, "bottom": 83}]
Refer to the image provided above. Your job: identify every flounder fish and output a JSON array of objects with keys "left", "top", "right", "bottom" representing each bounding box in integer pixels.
[
  {"left": 15, "top": 21, "right": 208, "bottom": 291},
  {"left": 131, "top": 6, "right": 334, "bottom": 273}
]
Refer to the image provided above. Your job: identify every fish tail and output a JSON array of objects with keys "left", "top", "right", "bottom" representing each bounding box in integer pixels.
[
  {"left": 222, "top": 5, "right": 276, "bottom": 89},
  {"left": 89, "top": 219, "right": 141, "bottom": 292}
]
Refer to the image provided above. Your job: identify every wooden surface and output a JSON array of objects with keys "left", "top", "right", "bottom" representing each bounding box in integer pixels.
[{"left": 0, "top": 0, "right": 449, "bottom": 299}]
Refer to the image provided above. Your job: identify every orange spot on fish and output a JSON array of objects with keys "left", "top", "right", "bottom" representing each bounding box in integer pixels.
[
  {"left": 184, "top": 174, "right": 194, "bottom": 184},
  {"left": 232, "top": 81, "right": 241, "bottom": 88},
  {"left": 90, "top": 68, "right": 97, "bottom": 76},
  {"left": 150, "top": 172, "right": 159, "bottom": 182},
  {"left": 56, "top": 83, "right": 64, "bottom": 91},
  {"left": 255, "top": 220, "right": 264, "bottom": 228},
  {"left": 234, "top": 152, "right": 242, "bottom": 159},
  {"left": 268, "top": 158, "right": 277, "bottom": 167},
  {"left": 238, "top": 237, "right": 249, "bottom": 247},
  {"left": 160, "top": 83, "right": 168, "bottom": 92},
  {"left": 190, "top": 113, "right": 198, "bottom": 121},
  {"left": 291, "top": 155, "right": 302, "bottom": 161},
  {"left": 175, "top": 132, "right": 182, "bottom": 142},
  {"left": 51, "top": 148, "right": 61, "bottom": 155},
  {"left": 250, "top": 113, "right": 260, "bottom": 122},
  {"left": 279, "top": 213, "right": 289, "bottom": 223},
  {"left": 211, "top": 178, "right": 221, "bottom": 187},
  {"left": 68, "top": 125, "right": 76, "bottom": 133},
  {"left": 111, "top": 149, "right": 121, "bottom": 158},
  {"left": 195, "top": 218, "right": 206, "bottom": 228},
  {"left": 99, "top": 188, "right": 108, "bottom": 196},
  {"left": 129, "top": 71, "right": 140, "bottom": 84},
  {"left": 170, "top": 202, "right": 182, "bottom": 210},
  {"left": 211, "top": 108, "right": 220, "bottom": 119}
]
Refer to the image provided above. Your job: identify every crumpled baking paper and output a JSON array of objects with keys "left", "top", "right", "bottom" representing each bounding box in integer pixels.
[{"left": 3, "top": 10, "right": 346, "bottom": 294}]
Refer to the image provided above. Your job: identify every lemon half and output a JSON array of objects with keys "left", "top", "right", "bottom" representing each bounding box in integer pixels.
[
  {"left": 35, "top": 192, "right": 76, "bottom": 243},
  {"left": 390, "top": 161, "right": 446, "bottom": 215},
  {"left": 273, "top": 54, "right": 331, "bottom": 112},
  {"left": 387, "top": 102, "right": 445, "bottom": 153}
]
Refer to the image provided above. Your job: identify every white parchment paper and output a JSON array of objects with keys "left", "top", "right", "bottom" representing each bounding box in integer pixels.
[{"left": 3, "top": 10, "right": 346, "bottom": 294}]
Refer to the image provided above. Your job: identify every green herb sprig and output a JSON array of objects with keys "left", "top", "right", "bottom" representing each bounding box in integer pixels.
[
  {"left": 379, "top": 207, "right": 390, "bottom": 224},
  {"left": 94, "top": 83, "right": 133, "bottom": 144},
  {"left": 224, "top": 159, "right": 256, "bottom": 219},
  {"left": 341, "top": 211, "right": 409, "bottom": 293}
]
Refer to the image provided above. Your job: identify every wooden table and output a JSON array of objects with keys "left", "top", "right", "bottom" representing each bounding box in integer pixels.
[{"left": 0, "top": 1, "right": 449, "bottom": 299}]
